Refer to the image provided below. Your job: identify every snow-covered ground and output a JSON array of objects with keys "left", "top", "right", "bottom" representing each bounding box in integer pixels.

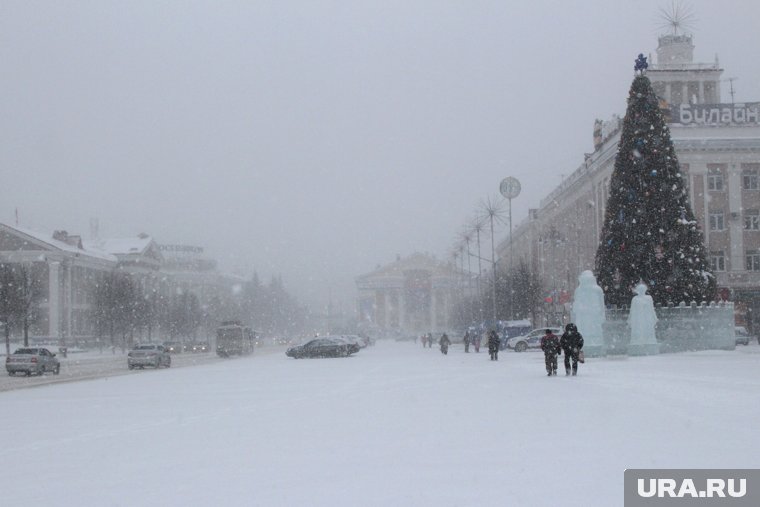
[{"left": 1, "top": 341, "right": 758, "bottom": 506}]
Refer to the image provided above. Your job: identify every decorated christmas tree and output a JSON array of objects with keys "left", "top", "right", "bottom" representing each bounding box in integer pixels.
[{"left": 595, "top": 56, "right": 715, "bottom": 306}]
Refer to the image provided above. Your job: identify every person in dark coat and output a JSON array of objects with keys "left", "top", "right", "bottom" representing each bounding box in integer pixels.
[
  {"left": 539, "top": 329, "right": 561, "bottom": 376},
  {"left": 463, "top": 331, "right": 471, "bottom": 353},
  {"left": 427, "top": 332, "right": 434, "bottom": 348},
  {"left": 439, "top": 333, "right": 451, "bottom": 355},
  {"left": 487, "top": 330, "right": 500, "bottom": 361},
  {"left": 559, "top": 323, "right": 584, "bottom": 376}
]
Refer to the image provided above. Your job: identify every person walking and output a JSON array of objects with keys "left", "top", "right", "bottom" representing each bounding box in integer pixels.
[
  {"left": 427, "top": 332, "right": 433, "bottom": 348},
  {"left": 487, "top": 330, "right": 500, "bottom": 361},
  {"left": 463, "top": 331, "right": 471, "bottom": 353},
  {"left": 540, "top": 329, "right": 561, "bottom": 376},
  {"left": 421, "top": 334, "right": 427, "bottom": 348},
  {"left": 439, "top": 333, "right": 451, "bottom": 355},
  {"left": 560, "top": 323, "right": 584, "bottom": 376},
  {"left": 473, "top": 331, "right": 482, "bottom": 353}
]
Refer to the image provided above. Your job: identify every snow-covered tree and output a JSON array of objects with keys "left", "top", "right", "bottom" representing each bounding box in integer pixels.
[{"left": 595, "top": 73, "right": 715, "bottom": 306}]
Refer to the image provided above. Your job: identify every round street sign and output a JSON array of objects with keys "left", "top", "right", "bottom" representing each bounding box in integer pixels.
[{"left": 500, "top": 177, "right": 521, "bottom": 199}]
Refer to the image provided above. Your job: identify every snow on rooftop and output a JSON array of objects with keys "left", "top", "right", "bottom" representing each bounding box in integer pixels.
[
  {"left": 0, "top": 222, "right": 117, "bottom": 262},
  {"left": 83, "top": 236, "right": 154, "bottom": 256}
]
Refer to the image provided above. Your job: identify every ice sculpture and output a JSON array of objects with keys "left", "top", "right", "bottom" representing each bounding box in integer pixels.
[
  {"left": 571, "top": 270, "right": 606, "bottom": 357},
  {"left": 627, "top": 282, "right": 660, "bottom": 355}
]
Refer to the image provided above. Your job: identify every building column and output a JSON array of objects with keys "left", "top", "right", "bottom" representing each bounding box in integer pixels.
[
  {"left": 682, "top": 83, "right": 688, "bottom": 104},
  {"left": 383, "top": 290, "right": 390, "bottom": 329},
  {"left": 398, "top": 289, "right": 405, "bottom": 330},
  {"left": 698, "top": 81, "right": 705, "bottom": 104},
  {"left": 665, "top": 82, "right": 672, "bottom": 103},
  {"left": 48, "top": 261, "right": 60, "bottom": 338},
  {"left": 64, "top": 263, "right": 72, "bottom": 341}
]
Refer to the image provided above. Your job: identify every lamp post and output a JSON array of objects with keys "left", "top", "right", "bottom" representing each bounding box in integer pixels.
[
  {"left": 500, "top": 177, "right": 521, "bottom": 319},
  {"left": 481, "top": 196, "right": 506, "bottom": 324}
]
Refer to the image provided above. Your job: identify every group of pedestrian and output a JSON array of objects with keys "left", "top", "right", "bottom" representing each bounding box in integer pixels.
[
  {"left": 539, "top": 323, "right": 584, "bottom": 376},
  {"left": 426, "top": 324, "right": 585, "bottom": 377},
  {"left": 462, "top": 330, "right": 483, "bottom": 353}
]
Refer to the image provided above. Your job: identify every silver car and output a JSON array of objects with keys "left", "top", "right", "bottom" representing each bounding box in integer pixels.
[
  {"left": 6, "top": 347, "right": 61, "bottom": 376},
  {"left": 507, "top": 328, "right": 563, "bottom": 352},
  {"left": 127, "top": 344, "right": 171, "bottom": 370}
]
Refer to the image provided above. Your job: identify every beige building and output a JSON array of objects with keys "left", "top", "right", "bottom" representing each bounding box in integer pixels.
[
  {"left": 498, "top": 32, "right": 760, "bottom": 329},
  {"left": 356, "top": 253, "right": 459, "bottom": 333},
  {"left": 0, "top": 223, "right": 117, "bottom": 340},
  {"left": 1, "top": 222, "right": 244, "bottom": 344}
]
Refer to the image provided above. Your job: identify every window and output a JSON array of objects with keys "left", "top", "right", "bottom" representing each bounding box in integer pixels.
[
  {"left": 709, "top": 211, "right": 724, "bottom": 231},
  {"left": 707, "top": 170, "right": 723, "bottom": 191},
  {"left": 744, "top": 210, "right": 760, "bottom": 230},
  {"left": 743, "top": 167, "right": 760, "bottom": 190},
  {"left": 710, "top": 252, "right": 725, "bottom": 272},
  {"left": 746, "top": 251, "right": 760, "bottom": 271}
]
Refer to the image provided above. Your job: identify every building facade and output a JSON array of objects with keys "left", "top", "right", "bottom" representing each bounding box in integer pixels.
[
  {"left": 498, "top": 32, "right": 760, "bottom": 330},
  {"left": 1, "top": 222, "right": 245, "bottom": 345},
  {"left": 0, "top": 223, "right": 117, "bottom": 341},
  {"left": 356, "top": 253, "right": 459, "bottom": 334}
]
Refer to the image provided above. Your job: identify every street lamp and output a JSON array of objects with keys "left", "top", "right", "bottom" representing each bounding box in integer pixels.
[
  {"left": 500, "top": 177, "right": 521, "bottom": 319},
  {"left": 481, "top": 196, "right": 507, "bottom": 324}
]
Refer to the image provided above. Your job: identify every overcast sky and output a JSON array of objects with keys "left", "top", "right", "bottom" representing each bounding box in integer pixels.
[{"left": 2, "top": 0, "right": 759, "bottom": 312}]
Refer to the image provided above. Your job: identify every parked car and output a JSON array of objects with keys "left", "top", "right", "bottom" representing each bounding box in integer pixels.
[
  {"left": 6, "top": 347, "right": 61, "bottom": 376},
  {"left": 499, "top": 323, "right": 533, "bottom": 350},
  {"left": 163, "top": 341, "right": 184, "bottom": 354},
  {"left": 734, "top": 326, "right": 753, "bottom": 346},
  {"left": 128, "top": 344, "right": 171, "bottom": 369},
  {"left": 286, "top": 337, "right": 360, "bottom": 358},
  {"left": 189, "top": 342, "right": 210, "bottom": 353},
  {"left": 507, "top": 327, "right": 563, "bottom": 352}
]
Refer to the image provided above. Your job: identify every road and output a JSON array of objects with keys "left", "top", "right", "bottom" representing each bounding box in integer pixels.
[{"left": 0, "top": 345, "right": 286, "bottom": 392}]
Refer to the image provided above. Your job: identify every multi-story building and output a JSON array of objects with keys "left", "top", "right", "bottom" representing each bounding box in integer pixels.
[
  {"left": 0, "top": 223, "right": 117, "bottom": 341},
  {"left": 0, "top": 221, "right": 245, "bottom": 344},
  {"left": 498, "top": 32, "right": 760, "bottom": 330}
]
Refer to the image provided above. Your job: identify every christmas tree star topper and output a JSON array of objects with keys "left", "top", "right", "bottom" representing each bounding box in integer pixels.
[{"left": 634, "top": 54, "right": 648, "bottom": 75}]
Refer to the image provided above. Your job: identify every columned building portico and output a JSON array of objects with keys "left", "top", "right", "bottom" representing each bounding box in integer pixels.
[{"left": 356, "top": 253, "right": 458, "bottom": 334}]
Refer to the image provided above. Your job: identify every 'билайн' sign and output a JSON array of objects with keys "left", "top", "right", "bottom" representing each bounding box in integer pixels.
[{"left": 672, "top": 103, "right": 760, "bottom": 126}]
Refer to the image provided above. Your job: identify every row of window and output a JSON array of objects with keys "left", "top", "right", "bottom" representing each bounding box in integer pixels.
[
  {"left": 708, "top": 210, "right": 760, "bottom": 231},
  {"left": 710, "top": 251, "right": 760, "bottom": 272},
  {"left": 707, "top": 167, "right": 760, "bottom": 191}
]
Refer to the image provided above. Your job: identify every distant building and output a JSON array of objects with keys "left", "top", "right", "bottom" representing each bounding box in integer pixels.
[
  {"left": 499, "top": 32, "right": 760, "bottom": 329},
  {"left": 356, "top": 253, "right": 459, "bottom": 333},
  {"left": 0, "top": 221, "right": 245, "bottom": 344},
  {"left": 0, "top": 222, "right": 116, "bottom": 340}
]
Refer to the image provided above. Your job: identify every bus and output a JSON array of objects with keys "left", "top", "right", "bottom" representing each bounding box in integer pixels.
[{"left": 216, "top": 321, "right": 256, "bottom": 357}]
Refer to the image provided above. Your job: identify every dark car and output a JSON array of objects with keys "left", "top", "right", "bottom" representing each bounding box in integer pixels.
[
  {"left": 189, "top": 342, "right": 210, "bottom": 353},
  {"left": 286, "top": 337, "right": 360, "bottom": 359},
  {"left": 163, "top": 341, "right": 184, "bottom": 354}
]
